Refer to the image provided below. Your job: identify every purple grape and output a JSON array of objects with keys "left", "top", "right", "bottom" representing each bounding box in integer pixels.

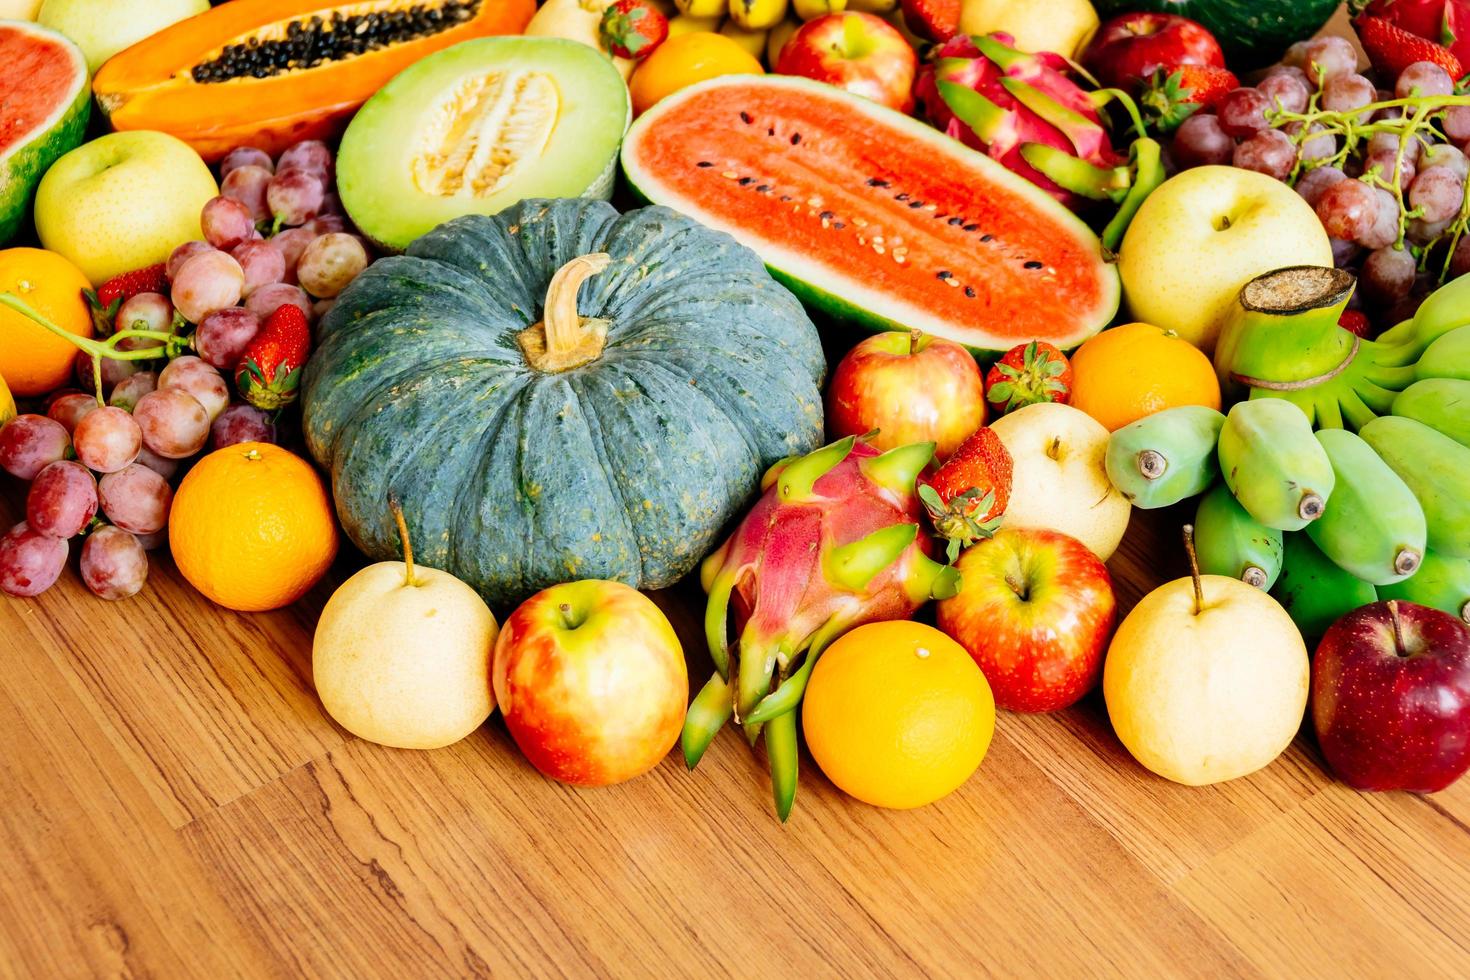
[
  {"left": 1331, "top": 237, "right": 1362, "bottom": 268},
  {"left": 1446, "top": 106, "right": 1470, "bottom": 143},
  {"left": 301, "top": 215, "right": 347, "bottom": 237},
  {"left": 0, "top": 522, "right": 68, "bottom": 598},
  {"left": 1397, "top": 61, "right": 1454, "bottom": 98},
  {"left": 1316, "top": 179, "right": 1379, "bottom": 241},
  {"left": 277, "top": 140, "right": 333, "bottom": 180},
  {"left": 1409, "top": 165, "right": 1465, "bottom": 223},
  {"left": 167, "top": 240, "right": 215, "bottom": 282},
  {"left": 171, "top": 250, "right": 245, "bottom": 323},
  {"left": 75, "top": 346, "right": 138, "bottom": 396},
  {"left": 108, "top": 371, "right": 159, "bottom": 413},
  {"left": 1257, "top": 71, "right": 1309, "bottom": 114},
  {"left": 1172, "top": 113, "right": 1233, "bottom": 168},
  {"left": 210, "top": 403, "right": 276, "bottom": 449},
  {"left": 219, "top": 146, "right": 274, "bottom": 178},
  {"left": 221, "top": 164, "right": 273, "bottom": 223},
  {"left": 1408, "top": 215, "right": 1454, "bottom": 244},
  {"left": 1365, "top": 149, "right": 1416, "bottom": 190},
  {"left": 80, "top": 526, "right": 148, "bottom": 601},
  {"left": 267, "top": 168, "right": 325, "bottom": 227},
  {"left": 97, "top": 463, "right": 173, "bottom": 535},
  {"left": 270, "top": 227, "right": 315, "bottom": 283},
  {"left": 1321, "top": 73, "right": 1375, "bottom": 123},
  {"left": 1217, "top": 88, "right": 1271, "bottom": 138},
  {"left": 73, "top": 406, "right": 141, "bottom": 474},
  {"left": 1233, "top": 128, "right": 1297, "bottom": 180},
  {"left": 133, "top": 529, "right": 168, "bottom": 552},
  {"left": 27, "top": 460, "right": 98, "bottom": 538},
  {"left": 1451, "top": 235, "right": 1470, "bottom": 278},
  {"left": 1369, "top": 130, "right": 1422, "bottom": 166},
  {"left": 1361, "top": 246, "right": 1418, "bottom": 305},
  {"left": 194, "top": 307, "right": 261, "bottom": 370},
  {"left": 0, "top": 415, "right": 70, "bottom": 480},
  {"left": 133, "top": 389, "right": 210, "bottom": 459},
  {"left": 297, "top": 232, "right": 369, "bottom": 299},
  {"left": 135, "top": 445, "right": 178, "bottom": 481},
  {"left": 1282, "top": 41, "right": 1311, "bottom": 70},
  {"left": 245, "top": 282, "right": 312, "bottom": 322},
  {"left": 1358, "top": 188, "right": 1402, "bottom": 250},
  {"left": 1422, "top": 142, "right": 1469, "bottom": 179},
  {"left": 1296, "top": 165, "right": 1347, "bottom": 208},
  {"left": 202, "top": 195, "right": 256, "bottom": 250},
  {"left": 158, "top": 355, "right": 230, "bottom": 422},
  {"left": 115, "top": 291, "right": 174, "bottom": 334},
  {"left": 319, "top": 191, "right": 345, "bottom": 217},
  {"left": 1290, "top": 122, "right": 1335, "bottom": 163},
  {"left": 1303, "top": 36, "right": 1357, "bottom": 84},
  {"left": 47, "top": 392, "right": 98, "bottom": 433},
  {"left": 231, "top": 238, "right": 286, "bottom": 297}
]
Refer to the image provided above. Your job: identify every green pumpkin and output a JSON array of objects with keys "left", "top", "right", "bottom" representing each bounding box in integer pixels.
[{"left": 302, "top": 198, "right": 826, "bottom": 608}]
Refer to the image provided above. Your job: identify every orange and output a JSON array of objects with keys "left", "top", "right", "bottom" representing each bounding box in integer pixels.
[
  {"left": 169, "top": 442, "right": 339, "bottom": 612},
  {"left": 802, "top": 621, "right": 994, "bottom": 809},
  {"left": 1069, "top": 321, "right": 1222, "bottom": 432},
  {"left": 628, "top": 32, "right": 764, "bottom": 117},
  {"left": 0, "top": 247, "right": 92, "bottom": 397}
]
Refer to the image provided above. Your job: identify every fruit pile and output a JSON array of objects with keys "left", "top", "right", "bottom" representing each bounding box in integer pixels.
[{"left": 2, "top": 0, "right": 1470, "bottom": 825}]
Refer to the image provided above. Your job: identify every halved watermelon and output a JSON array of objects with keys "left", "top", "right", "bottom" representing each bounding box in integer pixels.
[
  {"left": 0, "top": 20, "right": 89, "bottom": 244},
  {"left": 621, "top": 74, "right": 1119, "bottom": 356}
]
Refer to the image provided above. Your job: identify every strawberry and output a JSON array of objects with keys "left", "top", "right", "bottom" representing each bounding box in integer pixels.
[
  {"left": 235, "top": 304, "right": 310, "bottom": 410},
  {"left": 599, "top": 0, "right": 668, "bottom": 61},
  {"left": 918, "top": 427, "right": 1013, "bottom": 561},
  {"left": 1355, "top": 14, "right": 1464, "bottom": 81},
  {"left": 83, "top": 263, "right": 168, "bottom": 334},
  {"left": 1339, "top": 309, "right": 1373, "bottom": 339},
  {"left": 984, "top": 341, "right": 1073, "bottom": 415},
  {"left": 901, "top": 0, "right": 961, "bottom": 43},
  {"left": 1139, "top": 64, "right": 1239, "bottom": 132}
]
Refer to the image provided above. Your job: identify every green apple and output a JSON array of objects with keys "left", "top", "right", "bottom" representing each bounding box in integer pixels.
[
  {"left": 1118, "top": 165, "right": 1332, "bottom": 353},
  {"left": 0, "top": 0, "right": 44, "bottom": 19},
  {"left": 989, "top": 402, "right": 1131, "bottom": 561},
  {"left": 38, "top": 0, "right": 207, "bottom": 73},
  {"left": 34, "top": 131, "right": 217, "bottom": 285}
]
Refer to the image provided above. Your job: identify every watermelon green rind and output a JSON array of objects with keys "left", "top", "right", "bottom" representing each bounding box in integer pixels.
[
  {"left": 0, "top": 20, "right": 90, "bottom": 244},
  {"left": 621, "top": 73, "right": 1120, "bottom": 356},
  {"left": 1093, "top": 0, "right": 1339, "bottom": 69}
]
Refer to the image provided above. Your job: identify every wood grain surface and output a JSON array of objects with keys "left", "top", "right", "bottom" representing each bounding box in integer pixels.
[{"left": 3, "top": 485, "right": 1468, "bottom": 980}]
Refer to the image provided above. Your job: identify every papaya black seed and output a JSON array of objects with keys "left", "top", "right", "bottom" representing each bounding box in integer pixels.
[{"left": 1024, "top": 261, "right": 1044, "bottom": 270}]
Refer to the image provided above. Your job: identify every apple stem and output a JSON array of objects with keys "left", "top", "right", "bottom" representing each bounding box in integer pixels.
[
  {"left": 1388, "top": 599, "right": 1407, "bottom": 657},
  {"left": 387, "top": 493, "right": 418, "bottom": 587},
  {"left": 559, "top": 603, "right": 578, "bottom": 630},
  {"left": 1183, "top": 523, "right": 1203, "bottom": 617},
  {"left": 908, "top": 327, "right": 923, "bottom": 356}
]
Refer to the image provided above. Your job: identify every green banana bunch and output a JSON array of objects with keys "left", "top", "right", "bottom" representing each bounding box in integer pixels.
[
  {"left": 1194, "top": 482, "right": 1283, "bottom": 590},
  {"left": 1307, "top": 429, "right": 1426, "bottom": 585},
  {"left": 1392, "top": 379, "right": 1470, "bottom": 449},
  {"left": 1378, "top": 549, "right": 1470, "bottom": 625},
  {"left": 1217, "top": 399, "right": 1335, "bottom": 532},
  {"left": 1416, "top": 324, "right": 1470, "bottom": 382},
  {"left": 1104, "top": 405, "right": 1224, "bottom": 509},
  {"left": 1360, "top": 416, "right": 1470, "bottom": 560},
  {"left": 1272, "top": 533, "right": 1378, "bottom": 640}
]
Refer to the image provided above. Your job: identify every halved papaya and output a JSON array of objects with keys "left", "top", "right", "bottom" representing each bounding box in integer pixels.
[{"left": 92, "top": 0, "right": 536, "bottom": 162}]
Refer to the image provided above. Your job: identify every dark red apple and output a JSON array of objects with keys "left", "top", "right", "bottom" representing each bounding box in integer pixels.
[
  {"left": 776, "top": 11, "right": 918, "bottom": 113},
  {"left": 1081, "top": 12, "right": 1226, "bottom": 91},
  {"left": 1313, "top": 600, "right": 1470, "bottom": 792},
  {"left": 936, "top": 527, "right": 1115, "bottom": 712},
  {"left": 826, "top": 329, "right": 985, "bottom": 461}
]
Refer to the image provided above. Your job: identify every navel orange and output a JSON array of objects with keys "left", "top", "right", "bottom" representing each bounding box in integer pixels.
[
  {"left": 802, "top": 620, "right": 994, "bottom": 809},
  {"left": 0, "top": 247, "right": 92, "bottom": 397},
  {"left": 169, "top": 442, "right": 338, "bottom": 612},
  {"left": 1068, "top": 321, "right": 1222, "bottom": 432}
]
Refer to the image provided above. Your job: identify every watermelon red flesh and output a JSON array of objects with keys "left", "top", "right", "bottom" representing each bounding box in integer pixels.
[
  {"left": 0, "top": 22, "right": 90, "bottom": 243},
  {"left": 621, "top": 74, "right": 1119, "bottom": 356}
]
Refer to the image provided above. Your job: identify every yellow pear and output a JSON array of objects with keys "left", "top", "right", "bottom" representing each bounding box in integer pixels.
[
  {"left": 313, "top": 501, "right": 498, "bottom": 750},
  {"left": 959, "top": 0, "right": 1099, "bottom": 58},
  {"left": 1103, "top": 526, "right": 1309, "bottom": 785}
]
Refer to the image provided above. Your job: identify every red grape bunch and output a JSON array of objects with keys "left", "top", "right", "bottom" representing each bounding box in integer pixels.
[{"left": 1167, "top": 33, "right": 1470, "bottom": 330}]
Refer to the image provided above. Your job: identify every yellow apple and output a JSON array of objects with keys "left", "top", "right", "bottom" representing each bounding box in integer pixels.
[
  {"left": 989, "top": 402, "right": 1131, "bottom": 561},
  {"left": 313, "top": 551, "right": 499, "bottom": 751},
  {"left": 959, "top": 0, "right": 1099, "bottom": 58},
  {"left": 1118, "top": 166, "right": 1333, "bottom": 353},
  {"left": 34, "top": 131, "right": 217, "bottom": 285},
  {"left": 38, "top": 0, "right": 208, "bottom": 73},
  {"left": 1104, "top": 571, "right": 1309, "bottom": 785},
  {"left": 0, "top": 0, "right": 43, "bottom": 18}
]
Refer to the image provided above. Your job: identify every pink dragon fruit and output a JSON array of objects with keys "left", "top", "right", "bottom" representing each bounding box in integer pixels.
[
  {"left": 682, "top": 434, "right": 959, "bottom": 820},
  {"left": 915, "top": 33, "right": 1122, "bottom": 203}
]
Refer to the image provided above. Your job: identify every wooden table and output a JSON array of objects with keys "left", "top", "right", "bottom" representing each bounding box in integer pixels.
[{"left": 3, "top": 486, "right": 1468, "bottom": 979}]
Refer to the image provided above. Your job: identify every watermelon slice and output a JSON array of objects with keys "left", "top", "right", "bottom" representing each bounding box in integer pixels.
[
  {"left": 621, "top": 74, "right": 1119, "bottom": 356},
  {"left": 0, "top": 20, "right": 90, "bottom": 244}
]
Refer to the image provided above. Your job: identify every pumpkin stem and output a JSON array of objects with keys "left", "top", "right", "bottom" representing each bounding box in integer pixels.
[
  {"left": 517, "top": 252, "right": 613, "bottom": 373},
  {"left": 388, "top": 493, "right": 419, "bottom": 587}
]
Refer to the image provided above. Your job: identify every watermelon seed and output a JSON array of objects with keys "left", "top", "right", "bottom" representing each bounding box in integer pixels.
[
  {"left": 907, "top": 201, "right": 924, "bottom": 209},
  {"left": 738, "top": 177, "right": 754, "bottom": 185},
  {"left": 896, "top": 193, "right": 910, "bottom": 201},
  {"left": 866, "top": 177, "right": 888, "bottom": 187},
  {"left": 857, "top": 236, "right": 867, "bottom": 245},
  {"left": 756, "top": 185, "right": 772, "bottom": 193},
  {"left": 832, "top": 222, "right": 846, "bottom": 229},
  {"left": 791, "top": 133, "right": 802, "bottom": 145},
  {"left": 965, "top": 286, "right": 977, "bottom": 298},
  {"left": 722, "top": 171, "right": 739, "bottom": 179},
  {"left": 697, "top": 161, "right": 713, "bottom": 168},
  {"left": 767, "top": 127, "right": 776, "bottom": 136},
  {"left": 924, "top": 204, "right": 939, "bottom": 212},
  {"left": 874, "top": 245, "right": 886, "bottom": 255},
  {"left": 780, "top": 195, "right": 793, "bottom": 202},
  {"left": 933, "top": 213, "right": 947, "bottom": 220},
  {"left": 1024, "top": 261, "right": 1044, "bottom": 270},
  {"left": 947, "top": 217, "right": 964, "bottom": 227},
  {"left": 980, "top": 234, "right": 994, "bottom": 242},
  {"left": 964, "top": 224, "right": 981, "bottom": 232},
  {"left": 853, "top": 217, "right": 868, "bottom": 227},
  {"left": 936, "top": 271, "right": 952, "bottom": 280},
  {"left": 807, "top": 197, "right": 823, "bottom": 207},
  {"left": 740, "top": 112, "right": 753, "bottom": 124},
  {"left": 819, "top": 211, "right": 835, "bottom": 220}
]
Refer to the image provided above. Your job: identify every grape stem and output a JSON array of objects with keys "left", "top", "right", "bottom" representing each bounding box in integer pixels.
[{"left": 0, "top": 292, "right": 187, "bottom": 365}]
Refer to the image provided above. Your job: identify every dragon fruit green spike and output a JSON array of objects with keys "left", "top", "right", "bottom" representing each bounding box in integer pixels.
[
  {"left": 915, "top": 32, "right": 1121, "bottom": 203},
  {"left": 681, "top": 434, "right": 960, "bottom": 821}
]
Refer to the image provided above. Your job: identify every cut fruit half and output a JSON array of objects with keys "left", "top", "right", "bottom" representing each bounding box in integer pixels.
[
  {"left": 337, "top": 36, "right": 630, "bottom": 252},
  {"left": 621, "top": 74, "right": 1119, "bottom": 357}
]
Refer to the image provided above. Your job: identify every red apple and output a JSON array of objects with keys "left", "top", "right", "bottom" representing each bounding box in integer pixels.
[
  {"left": 492, "top": 579, "right": 687, "bottom": 786},
  {"left": 936, "top": 527, "right": 1115, "bottom": 712},
  {"left": 776, "top": 11, "right": 918, "bottom": 113},
  {"left": 826, "top": 329, "right": 985, "bottom": 461},
  {"left": 1312, "top": 599, "right": 1470, "bottom": 792},
  {"left": 1080, "top": 12, "right": 1226, "bottom": 91}
]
